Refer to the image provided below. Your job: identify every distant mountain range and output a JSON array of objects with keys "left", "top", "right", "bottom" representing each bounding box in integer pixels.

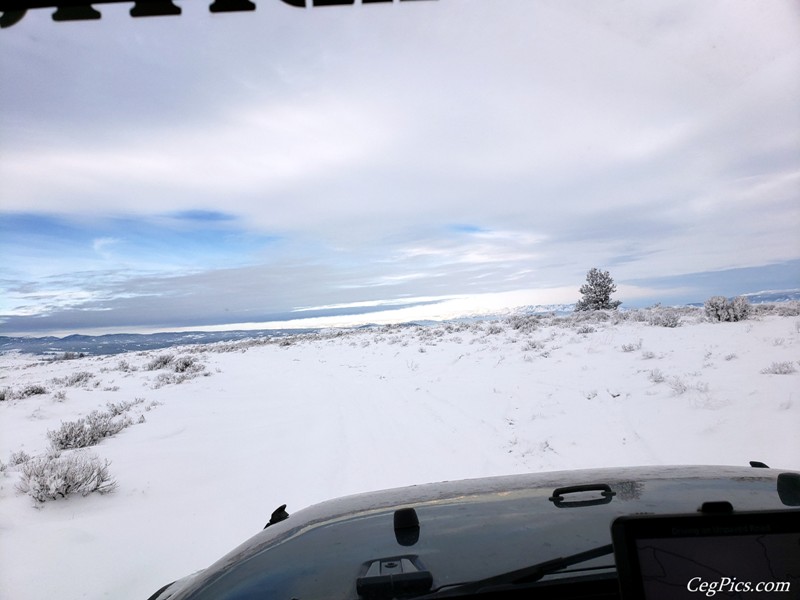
[
  {"left": 2, "top": 290, "right": 797, "bottom": 357},
  {"left": 0, "top": 329, "right": 315, "bottom": 357},
  {"left": 741, "top": 289, "right": 800, "bottom": 303}
]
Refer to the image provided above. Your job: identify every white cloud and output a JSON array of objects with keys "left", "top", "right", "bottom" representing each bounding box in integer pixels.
[{"left": 92, "top": 237, "right": 121, "bottom": 258}]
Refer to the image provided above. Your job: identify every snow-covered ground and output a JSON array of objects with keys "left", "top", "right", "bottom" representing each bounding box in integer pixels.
[{"left": 1, "top": 308, "right": 798, "bottom": 600}]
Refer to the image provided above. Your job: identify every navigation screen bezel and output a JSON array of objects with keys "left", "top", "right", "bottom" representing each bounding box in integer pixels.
[{"left": 611, "top": 509, "right": 800, "bottom": 599}]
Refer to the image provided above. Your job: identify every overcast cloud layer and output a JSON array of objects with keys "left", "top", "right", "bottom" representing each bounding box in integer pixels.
[{"left": 1, "top": 0, "right": 799, "bottom": 335}]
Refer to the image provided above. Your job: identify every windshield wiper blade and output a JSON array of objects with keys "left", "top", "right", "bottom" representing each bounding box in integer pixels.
[{"left": 414, "top": 543, "right": 614, "bottom": 598}]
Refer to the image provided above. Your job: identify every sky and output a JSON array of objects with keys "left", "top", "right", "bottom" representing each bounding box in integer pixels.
[{"left": 1, "top": 0, "right": 799, "bottom": 336}]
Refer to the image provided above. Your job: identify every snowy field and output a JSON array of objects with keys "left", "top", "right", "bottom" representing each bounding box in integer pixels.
[{"left": 1, "top": 307, "right": 799, "bottom": 600}]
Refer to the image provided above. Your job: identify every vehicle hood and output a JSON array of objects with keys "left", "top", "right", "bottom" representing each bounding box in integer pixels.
[{"left": 155, "top": 464, "right": 799, "bottom": 599}]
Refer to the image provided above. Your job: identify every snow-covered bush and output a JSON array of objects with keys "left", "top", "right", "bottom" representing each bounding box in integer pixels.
[
  {"left": 648, "top": 309, "right": 681, "bottom": 328},
  {"left": 116, "top": 359, "right": 136, "bottom": 372},
  {"left": 16, "top": 385, "right": 48, "bottom": 399},
  {"left": 45, "top": 352, "right": 87, "bottom": 362},
  {"left": 104, "top": 398, "right": 143, "bottom": 417},
  {"left": 47, "top": 410, "right": 133, "bottom": 450},
  {"left": 704, "top": 296, "right": 728, "bottom": 321},
  {"left": 621, "top": 339, "right": 642, "bottom": 352},
  {"left": 173, "top": 356, "right": 203, "bottom": 373},
  {"left": 61, "top": 371, "right": 94, "bottom": 387},
  {"left": 760, "top": 361, "right": 797, "bottom": 375},
  {"left": 16, "top": 451, "right": 117, "bottom": 502},
  {"left": 730, "top": 296, "right": 751, "bottom": 321},
  {"left": 506, "top": 314, "right": 540, "bottom": 334},
  {"left": 145, "top": 353, "right": 175, "bottom": 370},
  {"left": 704, "top": 296, "right": 750, "bottom": 322},
  {"left": 146, "top": 356, "right": 204, "bottom": 386},
  {"left": 667, "top": 376, "right": 708, "bottom": 395},
  {"left": 669, "top": 377, "right": 689, "bottom": 395},
  {"left": 152, "top": 369, "right": 208, "bottom": 388},
  {"left": 486, "top": 324, "right": 504, "bottom": 335},
  {"left": 9, "top": 450, "right": 31, "bottom": 466},
  {"left": 623, "top": 309, "right": 649, "bottom": 323},
  {"left": 751, "top": 301, "right": 800, "bottom": 317},
  {"left": 521, "top": 340, "right": 544, "bottom": 352}
]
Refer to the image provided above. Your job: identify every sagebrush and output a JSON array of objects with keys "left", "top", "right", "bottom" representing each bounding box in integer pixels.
[
  {"left": 1, "top": 384, "right": 48, "bottom": 401},
  {"left": 704, "top": 296, "right": 750, "bottom": 322},
  {"left": 47, "top": 410, "right": 133, "bottom": 450},
  {"left": 145, "top": 354, "right": 175, "bottom": 370},
  {"left": 16, "top": 451, "right": 117, "bottom": 502},
  {"left": 760, "top": 362, "right": 797, "bottom": 375}
]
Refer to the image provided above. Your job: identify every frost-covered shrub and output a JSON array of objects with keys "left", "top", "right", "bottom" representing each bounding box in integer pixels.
[
  {"left": 149, "top": 356, "right": 206, "bottom": 388},
  {"left": 145, "top": 354, "right": 175, "bottom": 371},
  {"left": 152, "top": 370, "right": 206, "bottom": 388},
  {"left": 116, "top": 359, "right": 136, "bottom": 372},
  {"left": 173, "top": 356, "right": 203, "bottom": 373},
  {"left": 704, "top": 296, "right": 728, "bottom": 321},
  {"left": 648, "top": 310, "right": 681, "bottom": 328},
  {"left": 648, "top": 369, "right": 665, "bottom": 383},
  {"left": 50, "top": 371, "right": 93, "bottom": 387},
  {"left": 704, "top": 296, "right": 750, "bottom": 322},
  {"left": 669, "top": 377, "right": 689, "bottom": 395},
  {"left": 16, "top": 451, "right": 117, "bottom": 502},
  {"left": 104, "top": 398, "right": 142, "bottom": 417},
  {"left": 730, "top": 296, "right": 751, "bottom": 321},
  {"left": 781, "top": 302, "right": 800, "bottom": 316},
  {"left": 0, "top": 388, "right": 9, "bottom": 402},
  {"left": 621, "top": 340, "right": 642, "bottom": 352},
  {"left": 506, "top": 314, "right": 540, "bottom": 334},
  {"left": 16, "top": 385, "right": 48, "bottom": 398},
  {"left": 667, "top": 376, "right": 708, "bottom": 395},
  {"left": 9, "top": 450, "right": 31, "bottom": 465},
  {"left": 47, "top": 411, "right": 133, "bottom": 450},
  {"left": 760, "top": 362, "right": 797, "bottom": 375},
  {"left": 566, "top": 310, "right": 613, "bottom": 324},
  {"left": 521, "top": 340, "right": 544, "bottom": 352},
  {"left": 45, "top": 352, "right": 87, "bottom": 362},
  {"left": 624, "top": 309, "right": 648, "bottom": 323},
  {"left": 750, "top": 302, "right": 796, "bottom": 316},
  {"left": 576, "top": 325, "right": 595, "bottom": 334}
]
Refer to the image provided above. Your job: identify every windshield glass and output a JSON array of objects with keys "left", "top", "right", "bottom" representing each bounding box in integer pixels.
[{"left": 1, "top": 2, "right": 799, "bottom": 599}]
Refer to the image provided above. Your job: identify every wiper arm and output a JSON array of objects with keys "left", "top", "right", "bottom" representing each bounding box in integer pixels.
[{"left": 414, "top": 543, "right": 614, "bottom": 598}]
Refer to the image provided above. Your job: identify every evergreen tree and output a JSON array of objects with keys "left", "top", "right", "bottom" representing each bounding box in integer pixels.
[{"left": 575, "top": 268, "right": 622, "bottom": 311}]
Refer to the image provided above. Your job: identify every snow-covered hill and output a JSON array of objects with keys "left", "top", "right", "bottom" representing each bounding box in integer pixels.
[{"left": 1, "top": 307, "right": 798, "bottom": 600}]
